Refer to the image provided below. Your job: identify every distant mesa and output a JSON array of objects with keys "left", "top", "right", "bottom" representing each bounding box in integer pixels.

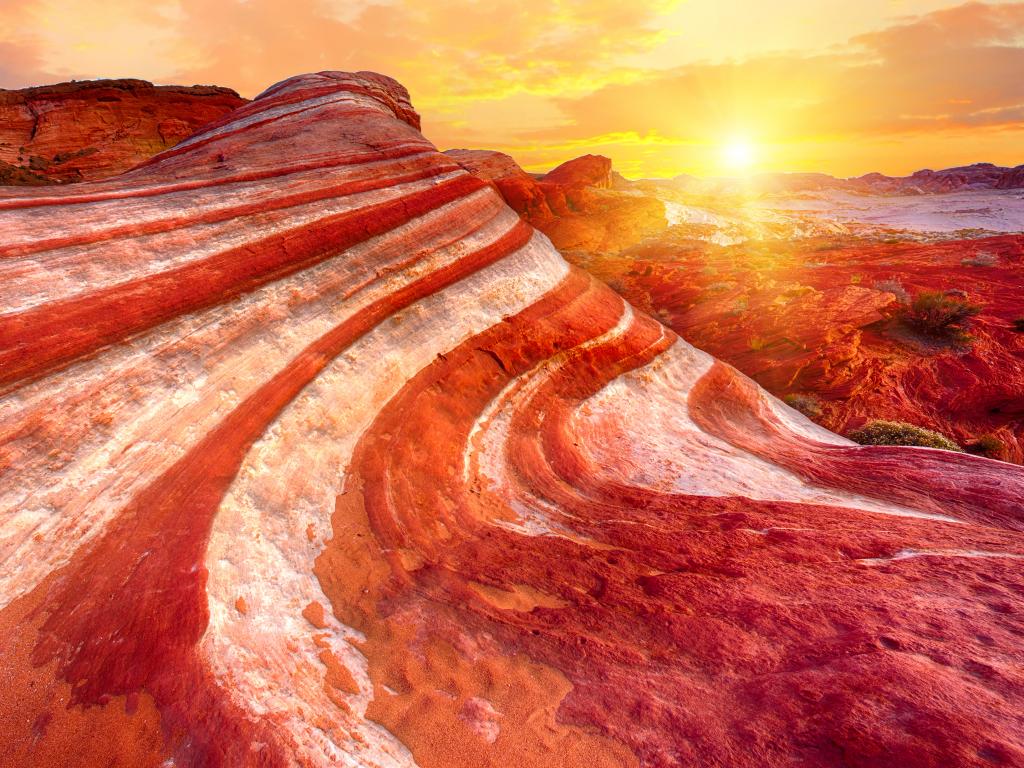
[{"left": 675, "top": 162, "right": 1024, "bottom": 196}]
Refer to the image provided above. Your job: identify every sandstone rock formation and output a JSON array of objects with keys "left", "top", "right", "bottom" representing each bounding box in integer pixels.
[
  {"left": 741, "top": 164, "right": 1024, "bottom": 195},
  {"left": 0, "top": 79, "right": 246, "bottom": 184},
  {"left": 852, "top": 163, "right": 1024, "bottom": 194},
  {"left": 459, "top": 151, "right": 1024, "bottom": 464},
  {"left": 576, "top": 232, "right": 1024, "bottom": 463},
  {"left": 541, "top": 153, "right": 613, "bottom": 190},
  {"left": 2, "top": 71, "right": 1024, "bottom": 768},
  {"left": 444, "top": 148, "right": 555, "bottom": 223},
  {"left": 449, "top": 149, "right": 666, "bottom": 253}
]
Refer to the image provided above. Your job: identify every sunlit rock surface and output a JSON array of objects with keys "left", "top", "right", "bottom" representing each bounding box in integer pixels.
[
  {"left": 2, "top": 71, "right": 1024, "bottom": 768},
  {"left": 465, "top": 152, "right": 1024, "bottom": 464},
  {"left": 0, "top": 79, "right": 247, "bottom": 184}
]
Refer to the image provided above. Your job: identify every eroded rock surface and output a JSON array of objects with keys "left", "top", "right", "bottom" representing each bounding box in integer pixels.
[
  {"left": 0, "top": 79, "right": 247, "bottom": 184},
  {"left": 2, "top": 71, "right": 1024, "bottom": 768}
]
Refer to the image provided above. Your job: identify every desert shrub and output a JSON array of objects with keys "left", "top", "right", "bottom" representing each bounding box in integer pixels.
[
  {"left": 900, "top": 290, "right": 981, "bottom": 341},
  {"left": 783, "top": 393, "right": 823, "bottom": 420},
  {"left": 781, "top": 284, "right": 816, "bottom": 299},
  {"left": 968, "top": 433, "right": 1006, "bottom": 460},
  {"left": 868, "top": 278, "right": 909, "bottom": 305},
  {"left": 872, "top": 278, "right": 910, "bottom": 305},
  {"left": 961, "top": 251, "right": 998, "bottom": 267},
  {"left": 849, "top": 273, "right": 863, "bottom": 284},
  {"left": 848, "top": 420, "right": 962, "bottom": 451}
]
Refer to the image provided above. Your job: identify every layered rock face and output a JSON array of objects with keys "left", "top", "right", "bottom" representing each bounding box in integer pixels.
[
  {"left": 0, "top": 79, "right": 247, "bottom": 184},
  {"left": 3, "top": 71, "right": 1024, "bottom": 768},
  {"left": 444, "top": 149, "right": 556, "bottom": 223}
]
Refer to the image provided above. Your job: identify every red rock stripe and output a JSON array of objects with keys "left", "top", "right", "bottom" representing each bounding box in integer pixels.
[
  {"left": 687, "top": 362, "right": 1024, "bottom": 529},
  {"left": 0, "top": 174, "right": 487, "bottom": 389},
  {"left": 0, "top": 144, "right": 432, "bottom": 211},
  {"left": 28, "top": 218, "right": 534, "bottom": 768},
  {"left": 333, "top": 289, "right": 1024, "bottom": 768},
  {"left": 356, "top": 270, "right": 613, "bottom": 560},
  {"left": 0, "top": 160, "right": 456, "bottom": 260},
  {"left": 132, "top": 101, "right": 410, "bottom": 174},
  {"left": 497, "top": 312, "right": 679, "bottom": 523},
  {"left": 164, "top": 81, "right": 409, "bottom": 153}
]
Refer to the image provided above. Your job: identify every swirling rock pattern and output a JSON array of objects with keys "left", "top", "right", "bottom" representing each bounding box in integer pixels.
[{"left": 2, "top": 71, "right": 1024, "bottom": 768}]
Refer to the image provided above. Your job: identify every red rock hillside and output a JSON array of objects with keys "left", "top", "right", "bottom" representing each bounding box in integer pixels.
[
  {"left": 2, "top": 71, "right": 1024, "bottom": 768},
  {"left": 572, "top": 230, "right": 1024, "bottom": 463},
  {"left": 460, "top": 152, "right": 1024, "bottom": 463},
  {"left": 0, "top": 79, "right": 247, "bottom": 184}
]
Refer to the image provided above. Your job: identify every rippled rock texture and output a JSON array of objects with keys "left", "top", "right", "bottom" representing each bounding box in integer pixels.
[
  {"left": 0, "top": 79, "right": 246, "bottom": 184},
  {"left": 2, "top": 71, "right": 1024, "bottom": 768}
]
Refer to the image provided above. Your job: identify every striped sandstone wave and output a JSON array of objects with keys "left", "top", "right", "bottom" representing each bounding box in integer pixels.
[{"left": 2, "top": 71, "right": 1023, "bottom": 768}]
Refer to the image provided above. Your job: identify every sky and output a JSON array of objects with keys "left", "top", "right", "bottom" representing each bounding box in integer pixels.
[{"left": 1, "top": 0, "right": 1023, "bottom": 178}]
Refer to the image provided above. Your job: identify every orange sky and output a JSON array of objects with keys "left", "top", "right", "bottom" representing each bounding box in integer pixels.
[{"left": 1, "top": 0, "right": 1023, "bottom": 178}]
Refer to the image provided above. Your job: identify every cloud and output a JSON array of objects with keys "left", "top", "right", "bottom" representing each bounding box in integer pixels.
[
  {"left": 532, "top": 1, "right": 1024, "bottom": 150},
  {"left": 0, "top": 0, "right": 680, "bottom": 99},
  {"left": 1, "top": 0, "right": 1022, "bottom": 175}
]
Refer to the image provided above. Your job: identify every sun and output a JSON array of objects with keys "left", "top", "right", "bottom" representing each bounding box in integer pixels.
[{"left": 721, "top": 138, "right": 756, "bottom": 173}]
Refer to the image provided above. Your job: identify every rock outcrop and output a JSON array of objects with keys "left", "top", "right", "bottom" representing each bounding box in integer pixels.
[
  {"left": 445, "top": 148, "right": 555, "bottom": 223},
  {"left": 0, "top": 79, "right": 247, "bottom": 184},
  {"left": 541, "top": 153, "right": 613, "bottom": 190},
  {"left": 3, "top": 71, "right": 1024, "bottom": 768},
  {"left": 852, "top": 163, "right": 1024, "bottom": 194},
  {"left": 578, "top": 233, "right": 1024, "bottom": 462},
  {"left": 663, "top": 163, "right": 1024, "bottom": 197},
  {"left": 451, "top": 150, "right": 666, "bottom": 253}
]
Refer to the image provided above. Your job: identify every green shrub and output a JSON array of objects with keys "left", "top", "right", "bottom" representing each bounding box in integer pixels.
[
  {"left": 901, "top": 290, "right": 981, "bottom": 341},
  {"left": 848, "top": 420, "right": 962, "bottom": 451},
  {"left": 783, "top": 393, "right": 823, "bottom": 420}
]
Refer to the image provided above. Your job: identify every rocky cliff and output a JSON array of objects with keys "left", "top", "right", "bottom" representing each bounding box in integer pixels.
[
  {"left": 0, "top": 79, "right": 246, "bottom": 184},
  {"left": 447, "top": 149, "right": 666, "bottom": 253},
  {"left": 2, "top": 71, "right": 1024, "bottom": 768}
]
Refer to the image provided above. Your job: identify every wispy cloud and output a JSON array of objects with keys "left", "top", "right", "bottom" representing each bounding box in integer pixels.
[{"left": 1, "top": 0, "right": 1022, "bottom": 176}]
